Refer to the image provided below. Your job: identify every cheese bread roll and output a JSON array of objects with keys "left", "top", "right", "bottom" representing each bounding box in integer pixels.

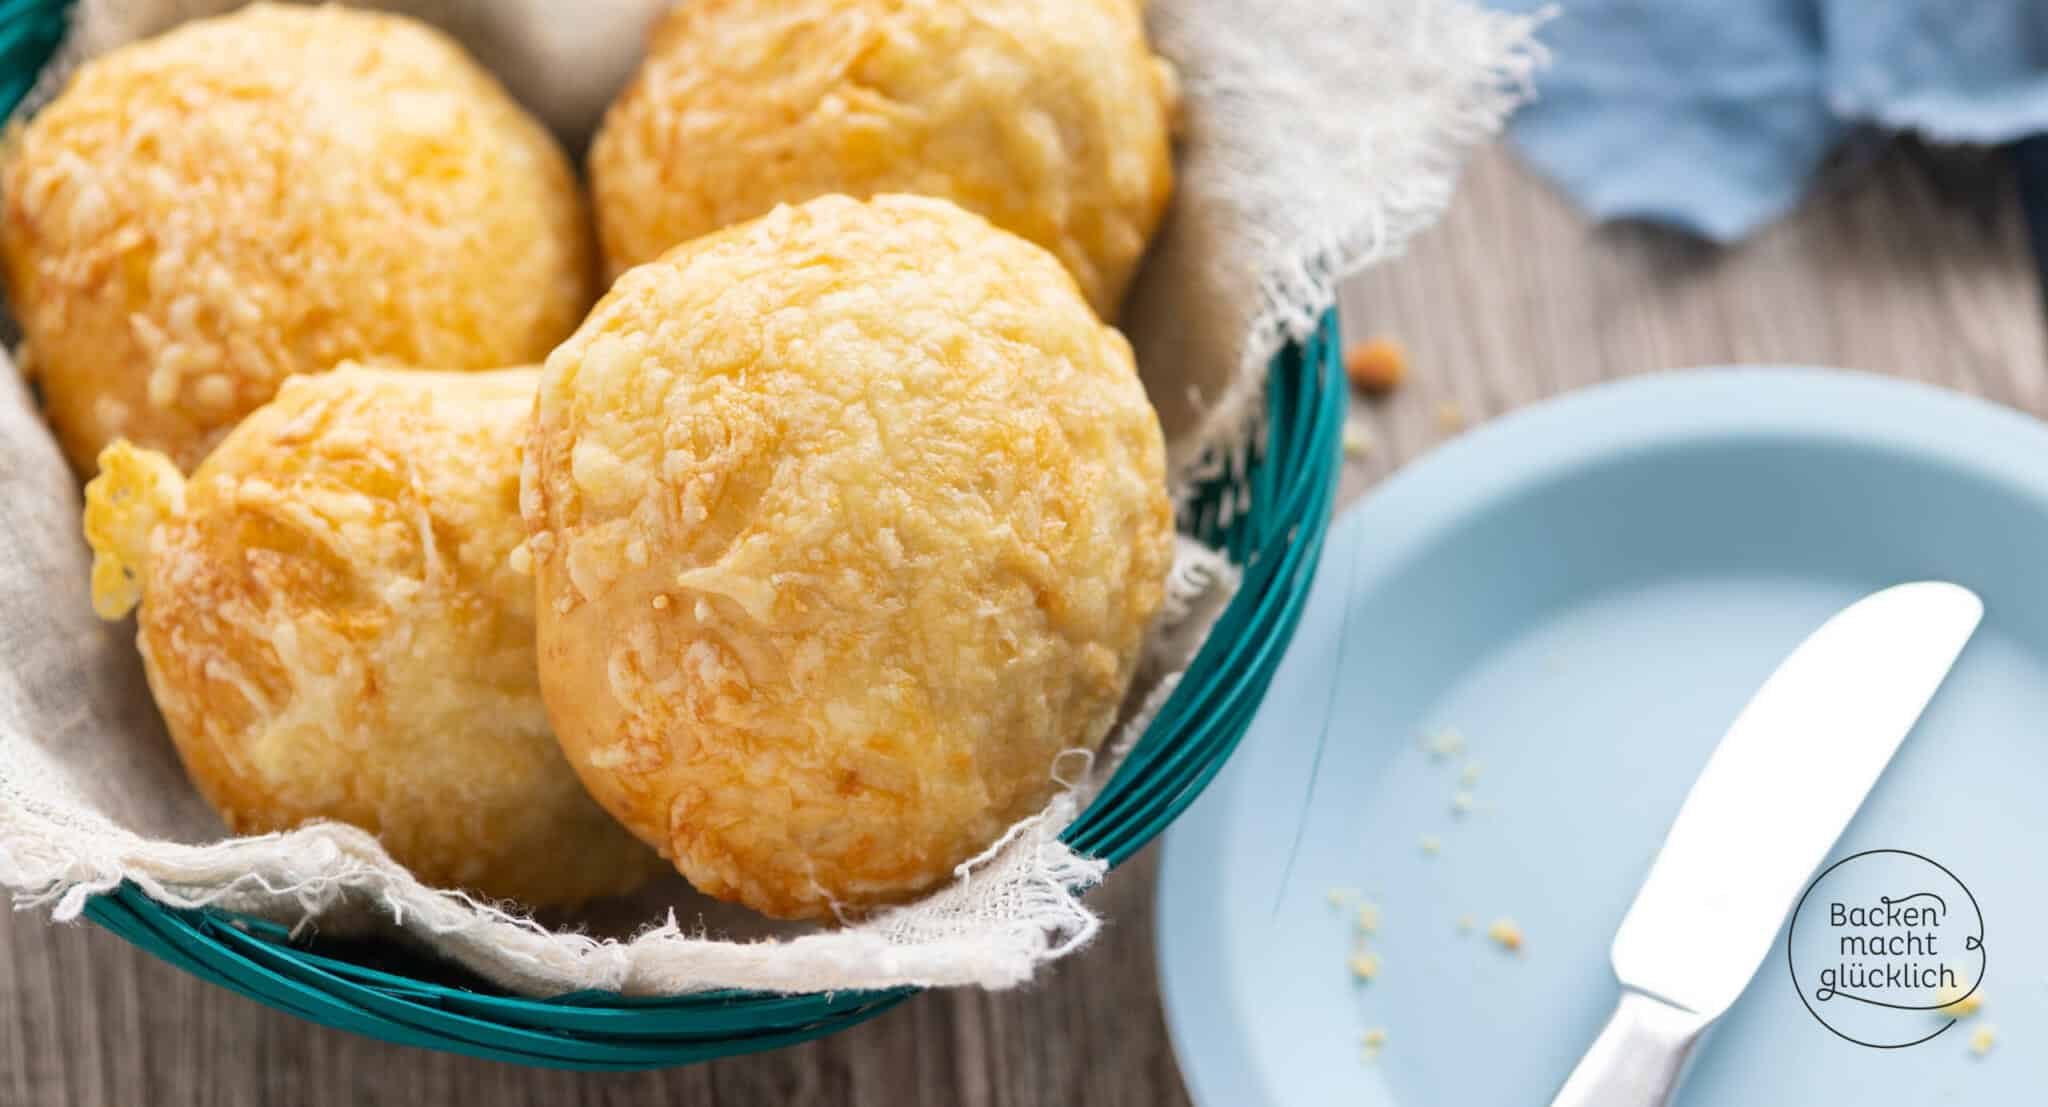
[
  {"left": 588, "top": 0, "right": 1176, "bottom": 318},
  {"left": 3, "top": 4, "right": 595, "bottom": 473},
  {"left": 524, "top": 194, "right": 1174, "bottom": 919},
  {"left": 84, "top": 368, "right": 661, "bottom": 907}
]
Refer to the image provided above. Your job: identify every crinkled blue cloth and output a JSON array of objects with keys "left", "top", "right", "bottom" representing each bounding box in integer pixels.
[{"left": 1494, "top": 1, "right": 2048, "bottom": 240}]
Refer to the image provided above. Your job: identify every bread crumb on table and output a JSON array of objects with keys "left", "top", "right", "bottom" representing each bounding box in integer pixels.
[
  {"left": 1970, "top": 1024, "right": 1997, "bottom": 1057},
  {"left": 1343, "top": 338, "right": 1407, "bottom": 396},
  {"left": 1451, "top": 790, "right": 1475, "bottom": 817},
  {"left": 1488, "top": 917, "right": 1524, "bottom": 954},
  {"left": 1936, "top": 976, "right": 1984, "bottom": 1018},
  {"left": 1421, "top": 727, "right": 1466, "bottom": 759},
  {"left": 1342, "top": 423, "right": 1375, "bottom": 459},
  {"left": 1420, "top": 835, "right": 1442, "bottom": 856},
  {"left": 1457, "top": 915, "right": 1476, "bottom": 935},
  {"left": 1360, "top": 1028, "right": 1388, "bottom": 1061},
  {"left": 1460, "top": 762, "right": 1482, "bottom": 785},
  {"left": 1356, "top": 902, "right": 1380, "bottom": 934},
  {"left": 1347, "top": 951, "right": 1381, "bottom": 982}
]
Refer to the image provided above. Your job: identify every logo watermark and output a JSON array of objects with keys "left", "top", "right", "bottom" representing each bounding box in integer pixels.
[{"left": 1786, "top": 849, "right": 1985, "bottom": 1048}]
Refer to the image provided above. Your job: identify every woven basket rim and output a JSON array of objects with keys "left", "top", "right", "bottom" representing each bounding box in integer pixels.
[
  {"left": 88, "top": 318, "right": 1344, "bottom": 1069},
  {"left": 86, "top": 322, "right": 1345, "bottom": 1068}
]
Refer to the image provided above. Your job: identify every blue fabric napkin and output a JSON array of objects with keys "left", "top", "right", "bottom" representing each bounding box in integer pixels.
[{"left": 1495, "top": 0, "right": 2048, "bottom": 240}]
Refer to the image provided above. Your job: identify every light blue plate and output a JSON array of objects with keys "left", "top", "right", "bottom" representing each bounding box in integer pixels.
[{"left": 1158, "top": 368, "right": 2048, "bottom": 1106}]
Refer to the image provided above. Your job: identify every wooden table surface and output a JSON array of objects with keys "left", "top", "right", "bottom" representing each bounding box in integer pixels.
[{"left": 5, "top": 144, "right": 2044, "bottom": 1106}]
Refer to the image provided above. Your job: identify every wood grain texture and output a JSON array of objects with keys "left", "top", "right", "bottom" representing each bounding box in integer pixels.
[{"left": 3, "top": 144, "right": 2043, "bottom": 1106}]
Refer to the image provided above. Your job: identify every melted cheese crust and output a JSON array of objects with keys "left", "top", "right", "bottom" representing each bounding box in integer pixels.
[
  {"left": 85, "top": 368, "right": 662, "bottom": 906},
  {"left": 588, "top": 0, "right": 1176, "bottom": 318},
  {"left": 3, "top": 3, "right": 595, "bottom": 472},
  {"left": 525, "top": 195, "right": 1173, "bottom": 918}
]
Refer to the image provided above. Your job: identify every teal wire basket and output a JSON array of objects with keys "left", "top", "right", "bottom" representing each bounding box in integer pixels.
[{"left": 0, "top": 2, "right": 1347, "bottom": 1069}]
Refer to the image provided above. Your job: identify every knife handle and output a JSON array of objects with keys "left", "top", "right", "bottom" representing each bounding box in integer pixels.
[{"left": 1548, "top": 990, "right": 1711, "bottom": 1107}]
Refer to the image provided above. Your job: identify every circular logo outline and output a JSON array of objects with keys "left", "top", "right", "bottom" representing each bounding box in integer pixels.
[{"left": 1786, "top": 848, "right": 1986, "bottom": 1049}]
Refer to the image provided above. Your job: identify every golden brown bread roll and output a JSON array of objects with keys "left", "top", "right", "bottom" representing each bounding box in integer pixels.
[
  {"left": 2, "top": 3, "right": 596, "bottom": 473},
  {"left": 523, "top": 194, "right": 1174, "bottom": 919},
  {"left": 84, "top": 368, "right": 662, "bottom": 907},
  {"left": 587, "top": 0, "right": 1177, "bottom": 318}
]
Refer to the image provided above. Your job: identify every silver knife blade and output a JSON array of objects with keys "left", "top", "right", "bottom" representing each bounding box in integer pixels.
[{"left": 1609, "top": 581, "right": 1982, "bottom": 1019}]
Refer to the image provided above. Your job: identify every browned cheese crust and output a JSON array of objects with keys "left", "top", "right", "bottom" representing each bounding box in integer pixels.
[
  {"left": 524, "top": 194, "right": 1174, "bottom": 918},
  {"left": 85, "top": 368, "right": 663, "bottom": 906},
  {"left": 588, "top": 0, "right": 1177, "bottom": 318},
  {"left": 3, "top": 3, "right": 596, "bottom": 472}
]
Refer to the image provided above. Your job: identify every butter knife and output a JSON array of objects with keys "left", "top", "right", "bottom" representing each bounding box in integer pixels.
[{"left": 1549, "top": 581, "right": 1983, "bottom": 1107}]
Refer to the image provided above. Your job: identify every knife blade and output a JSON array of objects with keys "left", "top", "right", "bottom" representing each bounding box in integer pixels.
[{"left": 1551, "top": 580, "right": 1982, "bottom": 1107}]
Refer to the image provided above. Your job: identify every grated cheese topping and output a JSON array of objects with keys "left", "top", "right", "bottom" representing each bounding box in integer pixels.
[{"left": 1, "top": 3, "right": 593, "bottom": 472}]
